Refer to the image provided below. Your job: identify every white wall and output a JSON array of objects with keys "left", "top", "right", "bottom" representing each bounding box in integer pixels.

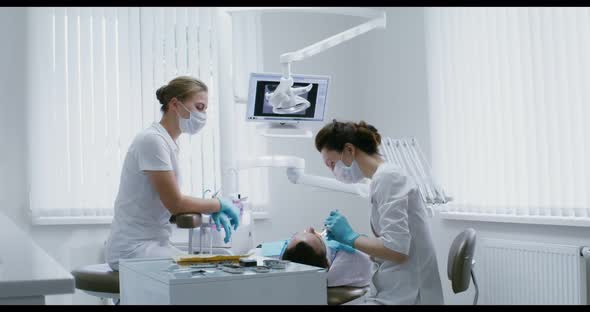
[
  {"left": 358, "top": 8, "right": 431, "bottom": 158},
  {"left": 359, "top": 7, "right": 590, "bottom": 305},
  {"left": 0, "top": 8, "right": 109, "bottom": 305},
  {"left": 253, "top": 12, "right": 373, "bottom": 243}
]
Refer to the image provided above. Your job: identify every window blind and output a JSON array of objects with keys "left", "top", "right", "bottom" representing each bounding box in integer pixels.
[
  {"left": 425, "top": 8, "right": 590, "bottom": 220},
  {"left": 27, "top": 7, "right": 221, "bottom": 223}
]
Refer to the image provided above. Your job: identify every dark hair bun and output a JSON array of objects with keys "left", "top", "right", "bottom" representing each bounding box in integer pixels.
[
  {"left": 356, "top": 121, "right": 382, "bottom": 146},
  {"left": 315, "top": 119, "right": 381, "bottom": 155},
  {"left": 156, "top": 85, "right": 167, "bottom": 105}
]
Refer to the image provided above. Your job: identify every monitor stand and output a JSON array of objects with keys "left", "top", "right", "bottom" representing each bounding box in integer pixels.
[{"left": 256, "top": 122, "right": 313, "bottom": 138}]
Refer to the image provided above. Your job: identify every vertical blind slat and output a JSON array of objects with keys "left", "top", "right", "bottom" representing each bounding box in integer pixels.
[
  {"left": 199, "top": 8, "right": 214, "bottom": 196},
  {"left": 118, "top": 8, "right": 134, "bottom": 204},
  {"left": 66, "top": 7, "right": 82, "bottom": 214},
  {"left": 187, "top": 7, "right": 200, "bottom": 196},
  {"left": 568, "top": 9, "right": 586, "bottom": 216},
  {"left": 79, "top": 8, "right": 93, "bottom": 211},
  {"left": 54, "top": 7, "right": 68, "bottom": 213},
  {"left": 140, "top": 8, "right": 155, "bottom": 128}
]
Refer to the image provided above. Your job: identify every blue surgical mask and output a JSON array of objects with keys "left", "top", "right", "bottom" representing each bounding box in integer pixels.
[{"left": 333, "top": 150, "right": 365, "bottom": 184}]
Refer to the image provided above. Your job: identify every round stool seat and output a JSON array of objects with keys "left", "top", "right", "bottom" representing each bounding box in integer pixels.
[
  {"left": 71, "top": 263, "right": 119, "bottom": 294},
  {"left": 327, "top": 285, "right": 369, "bottom": 305}
]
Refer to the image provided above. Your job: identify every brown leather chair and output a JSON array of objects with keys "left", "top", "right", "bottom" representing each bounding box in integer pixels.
[
  {"left": 327, "top": 286, "right": 370, "bottom": 305},
  {"left": 71, "top": 213, "right": 202, "bottom": 304},
  {"left": 447, "top": 228, "right": 478, "bottom": 305}
]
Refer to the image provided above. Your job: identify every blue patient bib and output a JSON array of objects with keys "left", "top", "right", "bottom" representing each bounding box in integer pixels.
[{"left": 260, "top": 240, "right": 289, "bottom": 257}]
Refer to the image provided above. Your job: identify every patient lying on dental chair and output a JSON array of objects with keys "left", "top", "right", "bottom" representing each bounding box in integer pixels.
[{"left": 280, "top": 227, "right": 371, "bottom": 287}]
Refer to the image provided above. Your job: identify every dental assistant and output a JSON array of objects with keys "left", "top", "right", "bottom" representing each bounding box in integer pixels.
[
  {"left": 316, "top": 120, "right": 444, "bottom": 305},
  {"left": 105, "top": 76, "right": 239, "bottom": 271}
]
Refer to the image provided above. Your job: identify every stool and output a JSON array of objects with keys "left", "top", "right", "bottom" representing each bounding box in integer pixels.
[
  {"left": 327, "top": 286, "right": 370, "bottom": 305},
  {"left": 71, "top": 263, "right": 120, "bottom": 304},
  {"left": 73, "top": 213, "right": 202, "bottom": 304}
]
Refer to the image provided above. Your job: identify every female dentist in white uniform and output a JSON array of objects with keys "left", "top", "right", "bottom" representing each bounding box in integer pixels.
[
  {"left": 105, "top": 76, "right": 239, "bottom": 271},
  {"left": 316, "top": 120, "right": 444, "bottom": 305}
]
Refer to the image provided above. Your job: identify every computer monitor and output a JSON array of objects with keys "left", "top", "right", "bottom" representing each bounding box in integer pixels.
[{"left": 246, "top": 72, "right": 330, "bottom": 123}]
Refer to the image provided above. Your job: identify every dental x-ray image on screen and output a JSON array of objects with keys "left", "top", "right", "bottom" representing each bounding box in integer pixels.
[
  {"left": 246, "top": 72, "right": 329, "bottom": 122},
  {"left": 253, "top": 81, "right": 318, "bottom": 118},
  {"left": 262, "top": 83, "right": 312, "bottom": 116}
]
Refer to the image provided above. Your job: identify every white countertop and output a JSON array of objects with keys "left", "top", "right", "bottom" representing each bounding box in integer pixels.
[
  {"left": 119, "top": 256, "right": 326, "bottom": 285},
  {"left": 0, "top": 213, "right": 74, "bottom": 298}
]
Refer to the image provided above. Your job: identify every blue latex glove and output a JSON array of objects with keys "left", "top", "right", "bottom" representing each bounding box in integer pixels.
[
  {"left": 326, "top": 238, "right": 356, "bottom": 253},
  {"left": 218, "top": 198, "right": 240, "bottom": 230},
  {"left": 324, "top": 210, "right": 360, "bottom": 247},
  {"left": 211, "top": 198, "right": 240, "bottom": 244},
  {"left": 211, "top": 212, "right": 232, "bottom": 244}
]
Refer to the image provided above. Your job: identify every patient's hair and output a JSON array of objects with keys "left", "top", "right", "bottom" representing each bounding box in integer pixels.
[
  {"left": 315, "top": 119, "right": 382, "bottom": 155},
  {"left": 156, "top": 76, "right": 208, "bottom": 113},
  {"left": 281, "top": 241, "right": 329, "bottom": 269}
]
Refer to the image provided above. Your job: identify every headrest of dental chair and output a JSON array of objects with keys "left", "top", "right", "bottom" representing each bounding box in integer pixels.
[
  {"left": 169, "top": 213, "right": 203, "bottom": 229},
  {"left": 447, "top": 228, "right": 477, "bottom": 293}
]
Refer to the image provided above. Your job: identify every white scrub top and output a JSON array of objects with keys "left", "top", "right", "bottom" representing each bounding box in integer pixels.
[
  {"left": 363, "top": 162, "right": 444, "bottom": 305},
  {"left": 105, "top": 122, "right": 183, "bottom": 270}
]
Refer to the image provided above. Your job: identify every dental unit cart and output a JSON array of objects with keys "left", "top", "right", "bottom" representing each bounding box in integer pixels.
[{"left": 119, "top": 256, "right": 327, "bottom": 305}]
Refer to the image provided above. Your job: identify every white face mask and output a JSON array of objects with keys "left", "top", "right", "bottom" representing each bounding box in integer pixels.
[
  {"left": 177, "top": 101, "right": 207, "bottom": 135},
  {"left": 333, "top": 149, "right": 365, "bottom": 184}
]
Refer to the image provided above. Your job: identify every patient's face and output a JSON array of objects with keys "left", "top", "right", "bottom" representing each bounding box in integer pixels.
[{"left": 286, "top": 227, "right": 327, "bottom": 255}]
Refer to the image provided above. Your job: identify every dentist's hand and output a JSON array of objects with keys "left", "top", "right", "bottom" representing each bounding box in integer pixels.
[
  {"left": 326, "top": 238, "right": 356, "bottom": 253},
  {"left": 324, "top": 210, "right": 360, "bottom": 247}
]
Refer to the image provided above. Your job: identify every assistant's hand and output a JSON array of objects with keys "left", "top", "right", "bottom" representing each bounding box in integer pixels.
[
  {"left": 210, "top": 212, "right": 232, "bottom": 244},
  {"left": 210, "top": 198, "right": 239, "bottom": 244},
  {"left": 324, "top": 210, "right": 360, "bottom": 247},
  {"left": 218, "top": 198, "right": 240, "bottom": 231}
]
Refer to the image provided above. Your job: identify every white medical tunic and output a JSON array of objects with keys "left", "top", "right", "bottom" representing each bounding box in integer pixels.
[
  {"left": 105, "top": 122, "right": 183, "bottom": 270},
  {"left": 363, "top": 162, "right": 444, "bottom": 305}
]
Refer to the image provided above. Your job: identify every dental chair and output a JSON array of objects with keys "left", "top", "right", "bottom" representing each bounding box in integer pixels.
[
  {"left": 327, "top": 228, "right": 478, "bottom": 306},
  {"left": 71, "top": 213, "right": 202, "bottom": 304},
  {"left": 447, "top": 228, "right": 479, "bottom": 305},
  {"left": 327, "top": 286, "right": 370, "bottom": 305}
]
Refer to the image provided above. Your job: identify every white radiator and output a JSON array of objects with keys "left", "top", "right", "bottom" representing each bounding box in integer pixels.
[{"left": 478, "top": 238, "right": 589, "bottom": 305}]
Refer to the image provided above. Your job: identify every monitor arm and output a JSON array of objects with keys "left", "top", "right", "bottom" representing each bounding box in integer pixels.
[{"left": 224, "top": 7, "right": 386, "bottom": 114}]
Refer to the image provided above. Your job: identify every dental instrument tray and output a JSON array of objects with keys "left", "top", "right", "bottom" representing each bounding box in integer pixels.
[
  {"left": 254, "top": 266, "right": 270, "bottom": 273},
  {"left": 220, "top": 264, "right": 245, "bottom": 274},
  {"left": 239, "top": 258, "right": 257, "bottom": 267},
  {"left": 189, "top": 263, "right": 219, "bottom": 269},
  {"left": 263, "top": 259, "right": 289, "bottom": 269},
  {"left": 174, "top": 254, "right": 248, "bottom": 265}
]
